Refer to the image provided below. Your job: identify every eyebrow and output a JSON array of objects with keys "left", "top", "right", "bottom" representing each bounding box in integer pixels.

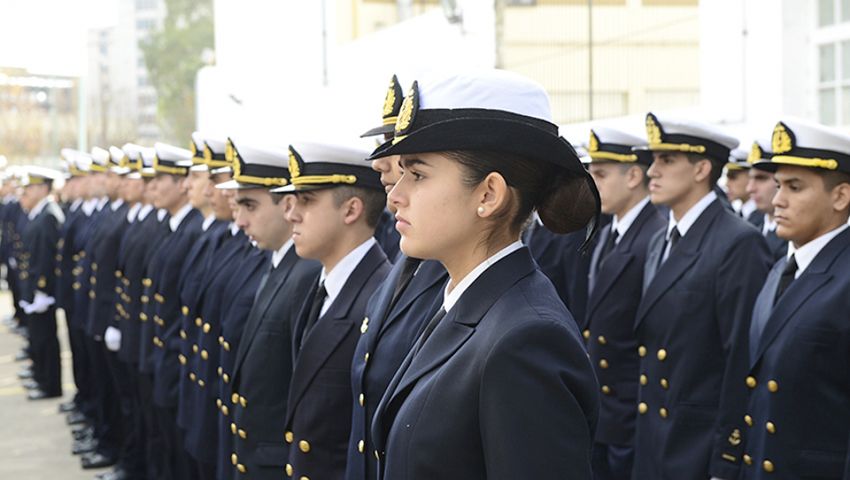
[
  {"left": 235, "top": 197, "right": 257, "bottom": 206},
  {"left": 399, "top": 156, "right": 429, "bottom": 169}
]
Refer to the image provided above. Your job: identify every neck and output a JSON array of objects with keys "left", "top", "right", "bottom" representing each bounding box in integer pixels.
[
  {"left": 199, "top": 205, "right": 212, "bottom": 218},
  {"left": 168, "top": 199, "right": 189, "bottom": 216},
  {"left": 615, "top": 191, "right": 648, "bottom": 220},
  {"left": 670, "top": 185, "right": 711, "bottom": 221},
  {"left": 321, "top": 228, "right": 371, "bottom": 275},
  {"left": 268, "top": 225, "right": 293, "bottom": 252},
  {"left": 442, "top": 234, "right": 514, "bottom": 293}
]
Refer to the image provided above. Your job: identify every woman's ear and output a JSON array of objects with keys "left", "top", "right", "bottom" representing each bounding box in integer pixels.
[{"left": 476, "top": 172, "right": 510, "bottom": 218}]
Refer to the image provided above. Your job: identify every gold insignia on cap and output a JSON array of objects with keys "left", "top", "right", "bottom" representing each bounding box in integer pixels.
[
  {"left": 588, "top": 131, "right": 600, "bottom": 153},
  {"left": 748, "top": 142, "right": 763, "bottom": 164},
  {"left": 772, "top": 123, "right": 793, "bottom": 154},
  {"left": 646, "top": 114, "right": 663, "bottom": 146},
  {"left": 288, "top": 149, "right": 301, "bottom": 179},
  {"left": 383, "top": 75, "right": 400, "bottom": 119},
  {"left": 225, "top": 139, "right": 236, "bottom": 163},
  {"left": 393, "top": 81, "right": 420, "bottom": 144},
  {"left": 190, "top": 141, "right": 198, "bottom": 157}
]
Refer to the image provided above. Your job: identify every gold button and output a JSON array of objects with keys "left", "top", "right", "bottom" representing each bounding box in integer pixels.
[
  {"left": 746, "top": 376, "right": 757, "bottom": 388},
  {"left": 201, "top": 350, "right": 208, "bottom": 360},
  {"left": 286, "top": 464, "right": 293, "bottom": 476},
  {"left": 744, "top": 415, "right": 753, "bottom": 426},
  {"left": 638, "top": 402, "right": 648, "bottom": 414},
  {"left": 374, "top": 450, "right": 380, "bottom": 460},
  {"left": 300, "top": 477, "right": 309, "bottom": 480},
  {"left": 766, "top": 421, "right": 776, "bottom": 434},
  {"left": 231, "top": 423, "right": 237, "bottom": 434},
  {"left": 364, "top": 353, "right": 370, "bottom": 363},
  {"left": 217, "top": 367, "right": 223, "bottom": 376},
  {"left": 657, "top": 349, "right": 667, "bottom": 361},
  {"left": 203, "top": 323, "right": 211, "bottom": 333},
  {"left": 195, "top": 317, "right": 202, "bottom": 327},
  {"left": 358, "top": 440, "right": 364, "bottom": 453},
  {"left": 231, "top": 453, "right": 238, "bottom": 465},
  {"left": 743, "top": 454, "right": 752, "bottom": 465},
  {"left": 299, "top": 440, "right": 310, "bottom": 453},
  {"left": 180, "top": 330, "right": 187, "bottom": 340},
  {"left": 285, "top": 431, "right": 294, "bottom": 443},
  {"left": 767, "top": 380, "right": 778, "bottom": 393},
  {"left": 232, "top": 393, "right": 240, "bottom": 404},
  {"left": 216, "top": 399, "right": 222, "bottom": 408},
  {"left": 221, "top": 405, "right": 229, "bottom": 416},
  {"left": 198, "top": 380, "right": 205, "bottom": 388},
  {"left": 182, "top": 306, "right": 189, "bottom": 316},
  {"left": 240, "top": 396, "right": 247, "bottom": 408},
  {"left": 599, "top": 359, "right": 609, "bottom": 369},
  {"left": 597, "top": 335, "right": 607, "bottom": 345},
  {"left": 224, "top": 341, "right": 231, "bottom": 352},
  {"left": 659, "top": 407, "right": 668, "bottom": 418},
  {"left": 178, "top": 355, "right": 187, "bottom": 365},
  {"left": 582, "top": 329, "right": 590, "bottom": 339},
  {"left": 359, "top": 394, "right": 365, "bottom": 406},
  {"left": 660, "top": 378, "right": 669, "bottom": 389},
  {"left": 189, "top": 373, "right": 197, "bottom": 382},
  {"left": 219, "top": 336, "right": 224, "bottom": 345},
  {"left": 237, "top": 464, "right": 246, "bottom": 473},
  {"left": 640, "top": 374, "right": 647, "bottom": 385},
  {"left": 763, "top": 460, "right": 774, "bottom": 472},
  {"left": 601, "top": 385, "right": 611, "bottom": 395},
  {"left": 192, "top": 344, "right": 199, "bottom": 354},
  {"left": 238, "top": 429, "right": 247, "bottom": 439},
  {"left": 223, "top": 374, "right": 230, "bottom": 383}
]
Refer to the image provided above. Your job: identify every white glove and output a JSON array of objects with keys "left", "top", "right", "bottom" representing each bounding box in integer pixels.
[
  {"left": 8, "top": 257, "right": 16, "bottom": 269},
  {"left": 104, "top": 326, "right": 122, "bottom": 352},
  {"left": 18, "top": 299, "right": 33, "bottom": 314},
  {"left": 28, "top": 290, "right": 56, "bottom": 314}
]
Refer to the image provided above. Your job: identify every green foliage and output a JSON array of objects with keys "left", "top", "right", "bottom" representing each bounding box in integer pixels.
[{"left": 140, "top": 0, "right": 214, "bottom": 144}]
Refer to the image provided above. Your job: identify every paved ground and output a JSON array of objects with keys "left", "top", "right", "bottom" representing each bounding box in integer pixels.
[{"left": 0, "top": 291, "right": 99, "bottom": 479}]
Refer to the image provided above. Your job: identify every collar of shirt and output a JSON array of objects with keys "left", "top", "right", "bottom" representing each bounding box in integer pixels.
[
  {"left": 2, "top": 194, "right": 14, "bottom": 204},
  {"left": 137, "top": 204, "right": 154, "bottom": 221},
  {"left": 612, "top": 196, "right": 650, "bottom": 242},
  {"left": 157, "top": 208, "right": 167, "bottom": 222},
  {"left": 229, "top": 222, "right": 240, "bottom": 236},
  {"left": 70, "top": 198, "right": 83, "bottom": 212},
  {"left": 319, "top": 237, "right": 377, "bottom": 316},
  {"left": 667, "top": 190, "right": 717, "bottom": 240},
  {"left": 96, "top": 196, "right": 109, "bottom": 211},
  {"left": 762, "top": 214, "right": 777, "bottom": 236},
  {"left": 271, "top": 239, "right": 294, "bottom": 269},
  {"left": 202, "top": 214, "right": 216, "bottom": 232},
  {"left": 82, "top": 199, "right": 98, "bottom": 216},
  {"left": 741, "top": 198, "right": 757, "bottom": 219},
  {"left": 126, "top": 202, "right": 142, "bottom": 222},
  {"left": 109, "top": 198, "right": 125, "bottom": 211},
  {"left": 443, "top": 240, "right": 524, "bottom": 312},
  {"left": 787, "top": 224, "right": 849, "bottom": 279},
  {"left": 27, "top": 197, "right": 49, "bottom": 220},
  {"left": 168, "top": 203, "right": 194, "bottom": 232}
]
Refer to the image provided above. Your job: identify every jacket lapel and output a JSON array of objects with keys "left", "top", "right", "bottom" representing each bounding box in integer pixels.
[
  {"left": 285, "top": 245, "right": 386, "bottom": 426},
  {"left": 587, "top": 225, "right": 610, "bottom": 295},
  {"left": 379, "top": 260, "right": 447, "bottom": 337}
]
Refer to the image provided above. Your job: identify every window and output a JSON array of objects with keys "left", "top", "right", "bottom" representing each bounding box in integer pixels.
[
  {"left": 818, "top": 40, "right": 850, "bottom": 125},
  {"left": 820, "top": 0, "right": 835, "bottom": 26}
]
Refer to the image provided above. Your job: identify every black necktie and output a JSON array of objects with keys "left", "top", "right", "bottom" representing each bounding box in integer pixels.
[
  {"left": 774, "top": 255, "right": 798, "bottom": 305},
  {"left": 659, "top": 227, "right": 681, "bottom": 267},
  {"left": 411, "top": 308, "right": 446, "bottom": 358},
  {"left": 301, "top": 282, "right": 327, "bottom": 345},
  {"left": 390, "top": 257, "right": 421, "bottom": 310},
  {"left": 597, "top": 227, "right": 619, "bottom": 272}
]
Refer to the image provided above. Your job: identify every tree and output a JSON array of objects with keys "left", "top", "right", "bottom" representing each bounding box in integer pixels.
[{"left": 140, "top": 0, "right": 214, "bottom": 144}]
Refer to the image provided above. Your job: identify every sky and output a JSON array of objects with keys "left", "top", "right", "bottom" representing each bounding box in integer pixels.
[{"left": 0, "top": 0, "right": 117, "bottom": 76}]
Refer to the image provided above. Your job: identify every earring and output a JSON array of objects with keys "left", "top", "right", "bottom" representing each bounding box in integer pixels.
[{"left": 477, "top": 206, "right": 485, "bottom": 215}]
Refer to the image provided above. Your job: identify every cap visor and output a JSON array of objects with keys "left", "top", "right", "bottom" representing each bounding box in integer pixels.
[{"left": 360, "top": 123, "right": 395, "bottom": 139}]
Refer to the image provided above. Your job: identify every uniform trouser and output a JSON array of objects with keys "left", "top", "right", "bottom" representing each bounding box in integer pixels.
[
  {"left": 107, "top": 353, "right": 146, "bottom": 479},
  {"left": 137, "top": 372, "right": 166, "bottom": 480},
  {"left": 8, "top": 269, "right": 28, "bottom": 327},
  {"left": 154, "top": 405, "right": 192, "bottom": 480},
  {"left": 68, "top": 324, "right": 95, "bottom": 419},
  {"left": 26, "top": 308, "right": 61, "bottom": 395},
  {"left": 592, "top": 442, "right": 634, "bottom": 480},
  {"left": 84, "top": 335, "right": 121, "bottom": 458}
]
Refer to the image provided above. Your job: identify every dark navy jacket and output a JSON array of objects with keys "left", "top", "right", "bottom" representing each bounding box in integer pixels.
[
  {"left": 284, "top": 244, "right": 390, "bottom": 480},
  {"left": 633, "top": 199, "right": 771, "bottom": 480},
  {"left": 740, "top": 227, "right": 850, "bottom": 480},
  {"left": 345, "top": 257, "right": 446, "bottom": 480},
  {"left": 19, "top": 202, "right": 62, "bottom": 302},
  {"left": 583, "top": 201, "right": 665, "bottom": 447},
  {"left": 372, "top": 248, "right": 598, "bottom": 480},
  {"left": 85, "top": 201, "right": 129, "bottom": 337}
]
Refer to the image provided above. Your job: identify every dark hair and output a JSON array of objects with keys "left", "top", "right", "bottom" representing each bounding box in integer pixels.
[
  {"left": 616, "top": 162, "right": 650, "bottom": 188},
  {"left": 331, "top": 186, "right": 386, "bottom": 229},
  {"left": 686, "top": 153, "right": 723, "bottom": 186},
  {"left": 444, "top": 150, "right": 562, "bottom": 238},
  {"left": 819, "top": 170, "right": 850, "bottom": 192}
]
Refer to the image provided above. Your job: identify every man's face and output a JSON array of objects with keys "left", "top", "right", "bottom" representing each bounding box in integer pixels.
[
  {"left": 773, "top": 166, "right": 847, "bottom": 246},
  {"left": 646, "top": 152, "right": 706, "bottom": 207},
  {"left": 153, "top": 174, "right": 187, "bottom": 212},
  {"left": 286, "top": 189, "right": 346, "bottom": 261},
  {"left": 105, "top": 172, "right": 122, "bottom": 199},
  {"left": 589, "top": 162, "right": 635, "bottom": 215},
  {"left": 371, "top": 155, "right": 402, "bottom": 214},
  {"left": 123, "top": 178, "right": 145, "bottom": 204},
  {"left": 234, "top": 189, "right": 291, "bottom": 250},
  {"left": 187, "top": 170, "right": 210, "bottom": 210},
  {"left": 725, "top": 169, "right": 750, "bottom": 202},
  {"left": 20, "top": 184, "right": 47, "bottom": 211},
  {"left": 207, "top": 172, "right": 235, "bottom": 221},
  {"left": 746, "top": 168, "right": 777, "bottom": 215}
]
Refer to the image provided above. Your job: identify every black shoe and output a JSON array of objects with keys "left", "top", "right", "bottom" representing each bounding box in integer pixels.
[
  {"left": 67, "top": 410, "right": 87, "bottom": 425},
  {"left": 81, "top": 452, "right": 116, "bottom": 469},
  {"left": 72, "top": 438, "right": 99, "bottom": 455},
  {"left": 96, "top": 468, "right": 128, "bottom": 480},
  {"left": 27, "top": 389, "right": 61, "bottom": 400},
  {"left": 58, "top": 400, "right": 77, "bottom": 413},
  {"left": 22, "top": 379, "right": 40, "bottom": 390},
  {"left": 17, "top": 368, "right": 33, "bottom": 379},
  {"left": 14, "top": 349, "right": 29, "bottom": 361},
  {"left": 72, "top": 425, "right": 94, "bottom": 440}
]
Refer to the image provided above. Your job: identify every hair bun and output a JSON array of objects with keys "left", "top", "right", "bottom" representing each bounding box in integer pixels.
[{"left": 537, "top": 173, "right": 600, "bottom": 237}]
